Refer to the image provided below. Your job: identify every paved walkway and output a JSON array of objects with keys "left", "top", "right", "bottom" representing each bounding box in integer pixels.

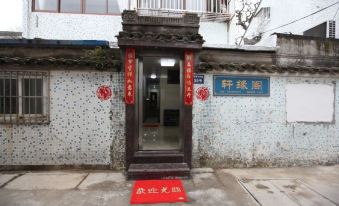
[{"left": 0, "top": 165, "right": 338, "bottom": 206}]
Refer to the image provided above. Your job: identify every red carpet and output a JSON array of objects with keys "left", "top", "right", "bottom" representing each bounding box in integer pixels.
[{"left": 130, "top": 180, "right": 188, "bottom": 204}]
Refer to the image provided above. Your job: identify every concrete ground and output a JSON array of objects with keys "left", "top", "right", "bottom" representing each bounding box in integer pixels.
[{"left": 0, "top": 165, "right": 338, "bottom": 206}]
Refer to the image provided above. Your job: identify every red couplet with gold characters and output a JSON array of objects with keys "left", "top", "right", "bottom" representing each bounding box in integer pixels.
[
  {"left": 184, "top": 51, "right": 194, "bottom": 106},
  {"left": 125, "top": 48, "right": 136, "bottom": 104}
]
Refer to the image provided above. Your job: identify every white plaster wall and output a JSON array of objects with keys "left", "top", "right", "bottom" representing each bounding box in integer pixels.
[
  {"left": 21, "top": 0, "right": 339, "bottom": 46},
  {"left": 245, "top": 0, "right": 339, "bottom": 46},
  {"left": 22, "top": 0, "right": 228, "bottom": 45},
  {"left": 286, "top": 84, "right": 335, "bottom": 123},
  {"left": 199, "top": 22, "right": 229, "bottom": 46},
  {"left": 0, "top": 70, "right": 125, "bottom": 167},
  {"left": 23, "top": 0, "right": 122, "bottom": 41},
  {"left": 192, "top": 74, "right": 339, "bottom": 167},
  {"left": 26, "top": 13, "right": 122, "bottom": 41},
  {"left": 0, "top": 0, "right": 23, "bottom": 32}
]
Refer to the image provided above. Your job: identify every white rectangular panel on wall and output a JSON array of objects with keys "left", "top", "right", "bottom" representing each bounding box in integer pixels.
[{"left": 286, "top": 84, "right": 335, "bottom": 123}]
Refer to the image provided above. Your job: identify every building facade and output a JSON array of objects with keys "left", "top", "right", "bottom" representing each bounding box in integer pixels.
[
  {"left": 244, "top": 0, "right": 339, "bottom": 46},
  {"left": 0, "top": 1, "right": 338, "bottom": 179},
  {"left": 22, "top": 0, "right": 232, "bottom": 46}
]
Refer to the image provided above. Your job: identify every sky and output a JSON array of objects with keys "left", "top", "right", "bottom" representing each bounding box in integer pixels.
[{"left": 0, "top": 0, "right": 23, "bottom": 31}]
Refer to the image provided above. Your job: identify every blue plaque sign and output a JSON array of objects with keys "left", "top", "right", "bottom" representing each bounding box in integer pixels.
[
  {"left": 194, "top": 75, "right": 204, "bottom": 84},
  {"left": 213, "top": 75, "right": 270, "bottom": 96}
]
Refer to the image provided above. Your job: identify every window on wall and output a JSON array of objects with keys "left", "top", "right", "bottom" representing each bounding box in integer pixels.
[
  {"left": 108, "top": 0, "right": 121, "bottom": 14},
  {"left": 86, "top": 0, "right": 106, "bottom": 14},
  {"left": 34, "top": 0, "right": 58, "bottom": 12},
  {"left": 0, "top": 71, "right": 50, "bottom": 124},
  {"left": 33, "top": 0, "right": 126, "bottom": 15},
  {"left": 137, "top": 0, "right": 227, "bottom": 13},
  {"left": 60, "top": 0, "right": 82, "bottom": 13}
]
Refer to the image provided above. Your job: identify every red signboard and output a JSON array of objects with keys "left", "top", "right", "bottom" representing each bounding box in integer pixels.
[
  {"left": 125, "top": 48, "right": 135, "bottom": 104},
  {"left": 184, "top": 51, "right": 194, "bottom": 105},
  {"left": 130, "top": 180, "right": 188, "bottom": 204}
]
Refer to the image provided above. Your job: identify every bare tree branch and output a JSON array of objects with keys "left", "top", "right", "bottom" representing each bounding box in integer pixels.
[
  {"left": 235, "top": 0, "right": 261, "bottom": 45},
  {"left": 235, "top": 0, "right": 260, "bottom": 30}
]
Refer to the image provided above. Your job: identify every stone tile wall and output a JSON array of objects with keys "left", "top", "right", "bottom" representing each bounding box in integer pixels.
[
  {"left": 0, "top": 71, "right": 125, "bottom": 168},
  {"left": 1, "top": 70, "right": 338, "bottom": 169},
  {"left": 192, "top": 74, "right": 339, "bottom": 168}
]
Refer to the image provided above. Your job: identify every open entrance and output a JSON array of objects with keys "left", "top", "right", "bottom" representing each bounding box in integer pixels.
[
  {"left": 138, "top": 57, "right": 182, "bottom": 150},
  {"left": 126, "top": 52, "right": 192, "bottom": 180},
  {"left": 118, "top": 11, "right": 202, "bottom": 179}
]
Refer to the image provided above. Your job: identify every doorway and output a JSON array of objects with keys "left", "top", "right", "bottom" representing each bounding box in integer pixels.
[
  {"left": 138, "top": 56, "right": 182, "bottom": 151},
  {"left": 125, "top": 50, "right": 193, "bottom": 179}
]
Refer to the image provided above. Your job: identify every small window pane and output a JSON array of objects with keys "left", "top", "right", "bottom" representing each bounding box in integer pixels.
[
  {"left": 30, "top": 79, "right": 36, "bottom": 96},
  {"left": 4, "top": 79, "right": 11, "bottom": 96},
  {"left": 108, "top": 0, "right": 121, "bottom": 14},
  {"left": 23, "top": 79, "right": 42, "bottom": 96},
  {"left": 22, "top": 79, "right": 44, "bottom": 115},
  {"left": 9, "top": 98, "right": 17, "bottom": 114},
  {"left": 23, "top": 98, "right": 43, "bottom": 115},
  {"left": 36, "top": 79, "right": 43, "bottom": 96},
  {"left": 0, "top": 98, "right": 3, "bottom": 114},
  {"left": 4, "top": 98, "right": 10, "bottom": 114},
  {"left": 61, "top": 0, "right": 82, "bottom": 13},
  {"left": 86, "top": 0, "right": 107, "bottom": 14},
  {"left": 23, "top": 79, "right": 30, "bottom": 96},
  {"left": 11, "top": 98, "right": 17, "bottom": 114},
  {"left": 36, "top": 98, "right": 43, "bottom": 114},
  {"left": 11, "top": 79, "right": 17, "bottom": 96},
  {"left": 0, "top": 79, "right": 17, "bottom": 114},
  {"left": 23, "top": 98, "right": 32, "bottom": 114},
  {"left": 23, "top": 98, "right": 29, "bottom": 114},
  {"left": 35, "top": 0, "right": 58, "bottom": 11},
  {"left": 0, "top": 79, "right": 3, "bottom": 96},
  {"left": 2, "top": 98, "right": 17, "bottom": 114}
]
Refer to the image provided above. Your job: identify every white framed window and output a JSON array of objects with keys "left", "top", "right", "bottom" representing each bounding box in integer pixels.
[
  {"left": 0, "top": 71, "right": 50, "bottom": 124},
  {"left": 34, "top": 0, "right": 58, "bottom": 12},
  {"left": 137, "top": 0, "right": 228, "bottom": 13},
  {"left": 33, "top": 0, "right": 128, "bottom": 15},
  {"left": 257, "top": 7, "right": 270, "bottom": 20}
]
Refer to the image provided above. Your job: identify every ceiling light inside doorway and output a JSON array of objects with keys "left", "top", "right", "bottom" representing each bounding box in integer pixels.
[
  {"left": 161, "top": 58, "right": 175, "bottom": 67},
  {"left": 150, "top": 74, "right": 157, "bottom": 79}
]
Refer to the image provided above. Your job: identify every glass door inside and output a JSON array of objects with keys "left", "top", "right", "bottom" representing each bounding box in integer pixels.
[{"left": 138, "top": 57, "right": 181, "bottom": 150}]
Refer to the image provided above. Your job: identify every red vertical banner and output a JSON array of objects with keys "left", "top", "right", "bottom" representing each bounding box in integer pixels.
[
  {"left": 184, "top": 51, "right": 194, "bottom": 106},
  {"left": 125, "top": 48, "right": 136, "bottom": 105}
]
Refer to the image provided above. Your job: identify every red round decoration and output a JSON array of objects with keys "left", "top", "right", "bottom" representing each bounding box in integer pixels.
[
  {"left": 96, "top": 85, "right": 112, "bottom": 101},
  {"left": 196, "top": 87, "right": 209, "bottom": 101}
]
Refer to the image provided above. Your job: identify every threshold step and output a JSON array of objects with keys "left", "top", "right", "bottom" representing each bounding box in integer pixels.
[
  {"left": 133, "top": 151, "right": 184, "bottom": 163},
  {"left": 127, "top": 163, "right": 190, "bottom": 180}
]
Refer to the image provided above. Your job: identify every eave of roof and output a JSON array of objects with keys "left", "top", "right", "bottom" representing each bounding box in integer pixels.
[
  {"left": 199, "top": 62, "right": 339, "bottom": 75},
  {"left": 0, "top": 39, "right": 110, "bottom": 48},
  {"left": 202, "top": 44, "right": 276, "bottom": 52},
  {"left": 273, "top": 33, "right": 339, "bottom": 42},
  {"left": 0, "top": 56, "right": 120, "bottom": 71}
]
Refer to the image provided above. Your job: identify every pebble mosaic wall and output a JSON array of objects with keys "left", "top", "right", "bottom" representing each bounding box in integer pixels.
[
  {"left": 192, "top": 75, "right": 339, "bottom": 168},
  {"left": 0, "top": 71, "right": 125, "bottom": 168},
  {"left": 1, "top": 70, "right": 338, "bottom": 168}
]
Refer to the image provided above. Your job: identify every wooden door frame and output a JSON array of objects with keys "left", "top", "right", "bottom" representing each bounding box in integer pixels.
[{"left": 124, "top": 48, "right": 193, "bottom": 169}]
